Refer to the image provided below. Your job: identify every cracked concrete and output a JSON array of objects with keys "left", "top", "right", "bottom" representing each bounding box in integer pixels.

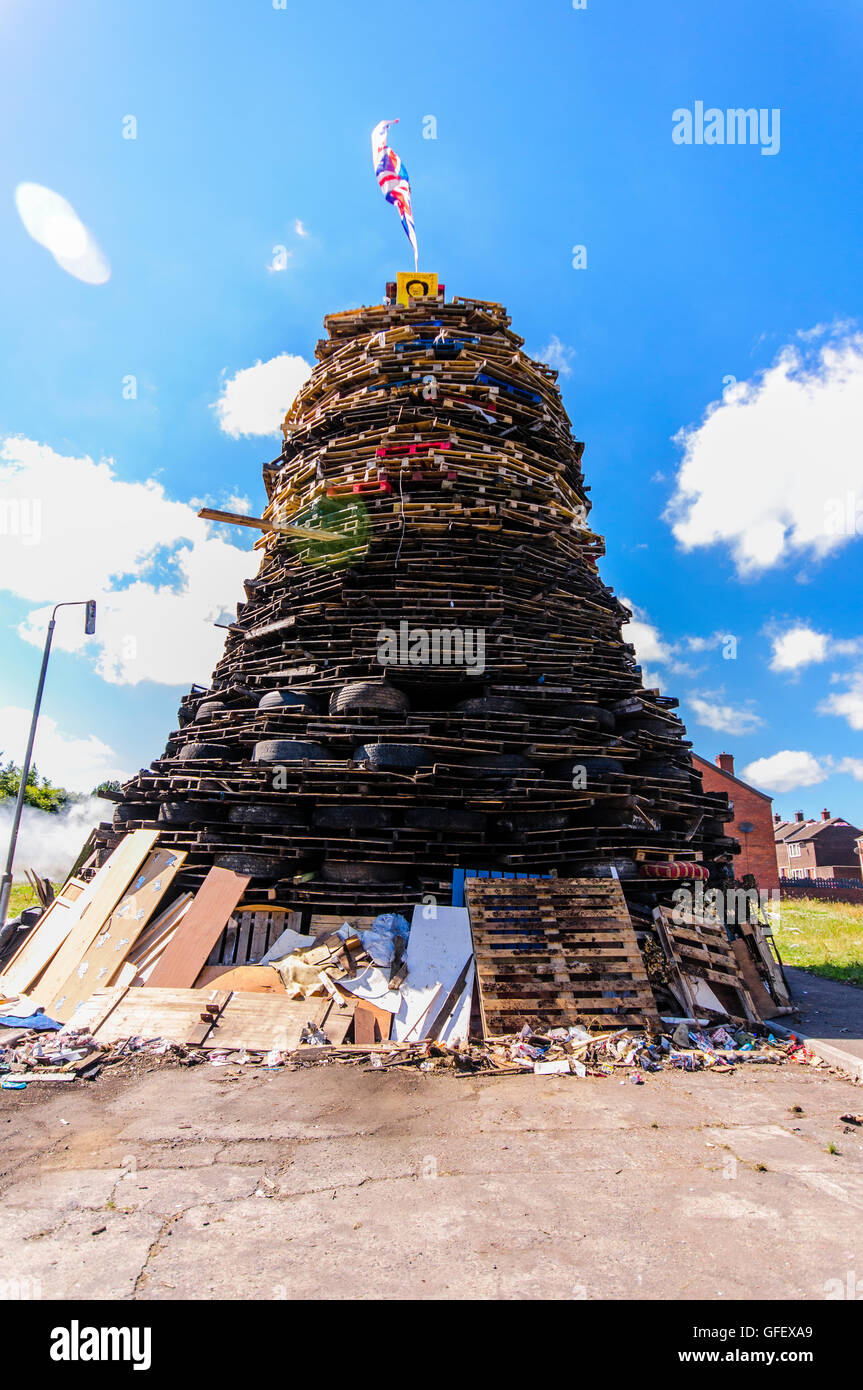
[{"left": 1, "top": 1059, "right": 861, "bottom": 1299}]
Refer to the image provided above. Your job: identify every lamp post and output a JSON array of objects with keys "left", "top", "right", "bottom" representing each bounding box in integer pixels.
[{"left": 0, "top": 600, "right": 96, "bottom": 934}]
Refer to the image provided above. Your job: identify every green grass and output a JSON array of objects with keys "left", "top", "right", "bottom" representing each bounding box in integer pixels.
[
  {"left": 6, "top": 883, "right": 61, "bottom": 919},
  {"left": 771, "top": 896, "right": 863, "bottom": 988}
]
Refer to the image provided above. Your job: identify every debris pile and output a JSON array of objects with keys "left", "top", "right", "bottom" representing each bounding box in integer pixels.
[{"left": 85, "top": 286, "right": 738, "bottom": 918}]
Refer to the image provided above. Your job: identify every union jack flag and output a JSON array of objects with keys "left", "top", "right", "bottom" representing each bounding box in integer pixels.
[{"left": 371, "top": 119, "right": 418, "bottom": 269}]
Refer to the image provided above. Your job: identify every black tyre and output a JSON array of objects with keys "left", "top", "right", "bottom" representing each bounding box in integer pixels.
[
  {"left": 214, "top": 852, "right": 287, "bottom": 879},
  {"left": 158, "top": 801, "right": 225, "bottom": 825},
  {"left": 559, "top": 702, "right": 616, "bottom": 732},
  {"left": 227, "top": 804, "right": 302, "bottom": 827},
  {"left": 353, "top": 742, "right": 432, "bottom": 770},
  {"left": 252, "top": 739, "right": 331, "bottom": 762},
  {"left": 258, "top": 689, "right": 318, "bottom": 713},
  {"left": 321, "top": 860, "right": 404, "bottom": 884},
  {"left": 195, "top": 700, "right": 226, "bottom": 721},
  {"left": 313, "top": 805, "right": 392, "bottom": 829},
  {"left": 331, "top": 681, "right": 409, "bottom": 716},
  {"left": 551, "top": 755, "right": 624, "bottom": 781},
  {"left": 178, "top": 741, "right": 232, "bottom": 762},
  {"left": 403, "top": 807, "right": 486, "bottom": 831},
  {"left": 456, "top": 695, "right": 527, "bottom": 716}
]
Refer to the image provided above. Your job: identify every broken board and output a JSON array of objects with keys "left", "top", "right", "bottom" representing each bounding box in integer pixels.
[
  {"left": 146, "top": 867, "right": 251, "bottom": 988},
  {"left": 466, "top": 877, "right": 660, "bottom": 1035}
]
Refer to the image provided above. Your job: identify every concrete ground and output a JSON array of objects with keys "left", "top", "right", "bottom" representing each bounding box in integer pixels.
[
  {"left": 1, "top": 1055, "right": 862, "bottom": 1301},
  {"left": 784, "top": 966, "right": 863, "bottom": 1071}
]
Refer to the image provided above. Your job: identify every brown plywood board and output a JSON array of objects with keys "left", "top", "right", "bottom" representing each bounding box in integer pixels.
[
  {"left": 48, "top": 849, "right": 187, "bottom": 1023},
  {"left": 146, "top": 867, "right": 251, "bottom": 988},
  {"left": 28, "top": 831, "right": 160, "bottom": 1010}
]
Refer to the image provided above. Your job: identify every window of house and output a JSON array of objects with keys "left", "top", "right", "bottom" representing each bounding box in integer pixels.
[{"left": 788, "top": 843, "right": 801, "bottom": 857}]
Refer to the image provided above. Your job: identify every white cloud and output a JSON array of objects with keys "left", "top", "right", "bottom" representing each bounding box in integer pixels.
[
  {"left": 14, "top": 183, "right": 110, "bottom": 285},
  {"left": 819, "top": 670, "right": 863, "bottom": 731},
  {"left": 769, "top": 623, "right": 860, "bottom": 675},
  {"left": 294, "top": 218, "right": 309, "bottom": 238},
  {"left": 620, "top": 598, "right": 671, "bottom": 667},
  {"left": 535, "top": 335, "right": 576, "bottom": 377},
  {"left": 0, "top": 706, "right": 127, "bottom": 793},
  {"left": 769, "top": 624, "right": 829, "bottom": 672},
  {"left": 211, "top": 354, "right": 312, "bottom": 438},
  {"left": 741, "top": 749, "right": 830, "bottom": 794},
  {"left": 687, "top": 695, "right": 763, "bottom": 735},
  {"left": 0, "top": 437, "right": 252, "bottom": 686},
  {"left": 666, "top": 326, "right": 863, "bottom": 575},
  {"left": 838, "top": 757, "right": 863, "bottom": 782}
]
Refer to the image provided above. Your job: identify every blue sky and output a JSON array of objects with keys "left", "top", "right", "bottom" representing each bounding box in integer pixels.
[{"left": 0, "top": 0, "right": 862, "bottom": 827}]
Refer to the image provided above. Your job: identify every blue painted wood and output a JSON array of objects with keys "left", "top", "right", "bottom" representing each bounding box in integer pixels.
[{"left": 452, "top": 867, "right": 554, "bottom": 908}]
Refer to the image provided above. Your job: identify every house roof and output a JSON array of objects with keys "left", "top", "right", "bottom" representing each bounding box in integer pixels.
[
  {"left": 774, "top": 820, "right": 812, "bottom": 842},
  {"left": 783, "top": 817, "right": 862, "bottom": 844},
  {"left": 692, "top": 753, "right": 773, "bottom": 804}
]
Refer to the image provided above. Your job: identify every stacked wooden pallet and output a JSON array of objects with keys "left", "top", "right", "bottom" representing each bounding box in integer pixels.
[{"left": 86, "top": 286, "right": 738, "bottom": 914}]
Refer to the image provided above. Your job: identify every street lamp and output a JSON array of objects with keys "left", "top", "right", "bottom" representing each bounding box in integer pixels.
[{"left": 0, "top": 600, "right": 97, "bottom": 934}]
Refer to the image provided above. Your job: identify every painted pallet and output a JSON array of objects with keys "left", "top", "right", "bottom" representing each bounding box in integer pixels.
[{"left": 465, "top": 876, "right": 660, "bottom": 1035}]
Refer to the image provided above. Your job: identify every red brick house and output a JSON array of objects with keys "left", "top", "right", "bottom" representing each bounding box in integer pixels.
[
  {"left": 692, "top": 751, "right": 779, "bottom": 889},
  {"left": 774, "top": 810, "right": 862, "bottom": 883}
]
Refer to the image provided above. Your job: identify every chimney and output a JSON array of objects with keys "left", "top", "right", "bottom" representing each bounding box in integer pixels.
[
  {"left": 822, "top": 808, "right": 830, "bottom": 821},
  {"left": 716, "top": 752, "right": 734, "bottom": 775},
  {"left": 773, "top": 812, "right": 782, "bottom": 825},
  {"left": 795, "top": 810, "right": 805, "bottom": 822}
]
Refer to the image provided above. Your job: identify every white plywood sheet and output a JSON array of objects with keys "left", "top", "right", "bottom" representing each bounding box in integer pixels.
[{"left": 392, "top": 906, "right": 474, "bottom": 1044}]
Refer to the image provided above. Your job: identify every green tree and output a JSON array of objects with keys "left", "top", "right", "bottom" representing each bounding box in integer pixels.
[{"left": 0, "top": 759, "right": 68, "bottom": 813}]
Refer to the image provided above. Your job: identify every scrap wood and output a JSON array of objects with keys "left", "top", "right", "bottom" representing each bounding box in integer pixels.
[
  {"left": 49, "top": 848, "right": 188, "bottom": 1024},
  {"left": 27, "top": 831, "right": 160, "bottom": 1008},
  {"left": 146, "top": 867, "right": 251, "bottom": 988}
]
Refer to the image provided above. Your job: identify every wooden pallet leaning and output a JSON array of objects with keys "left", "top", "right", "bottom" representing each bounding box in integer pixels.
[
  {"left": 652, "top": 907, "right": 757, "bottom": 1023},
  {"left": 465, "top": 876, "right": 660, "bottom": 1036}
]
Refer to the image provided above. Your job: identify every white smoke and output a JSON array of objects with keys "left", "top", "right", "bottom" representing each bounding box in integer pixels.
[{"left": 0, "top": 797, "right": 106, "bottom": 886}]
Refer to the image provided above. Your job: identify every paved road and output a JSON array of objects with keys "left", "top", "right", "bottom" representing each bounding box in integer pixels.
[{"left": 1, "top": 1057, "right": 862, "bottom": 1300}]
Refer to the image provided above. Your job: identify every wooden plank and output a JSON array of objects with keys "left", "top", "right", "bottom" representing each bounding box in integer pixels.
[
  {"left": 85, "top": 986, "right": 228, "bottom": 1044},
  {"left": 49, "top": 850, "right": 187, "bottom": 1023},
  {"left": 0, "top": 878, "right": 87, "bottom": 996},
  {"left": 29, "top": 831, "right": 160, "bottom": 1010},
  {"left": 194, "top": 964, "right": 287, "bottom": 994},
  {"left": 201, "top": 992, "right": 329, "bottom": 1050},
  {"left": 146, "top": 868, "right": 251, "bottom": 988}
]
